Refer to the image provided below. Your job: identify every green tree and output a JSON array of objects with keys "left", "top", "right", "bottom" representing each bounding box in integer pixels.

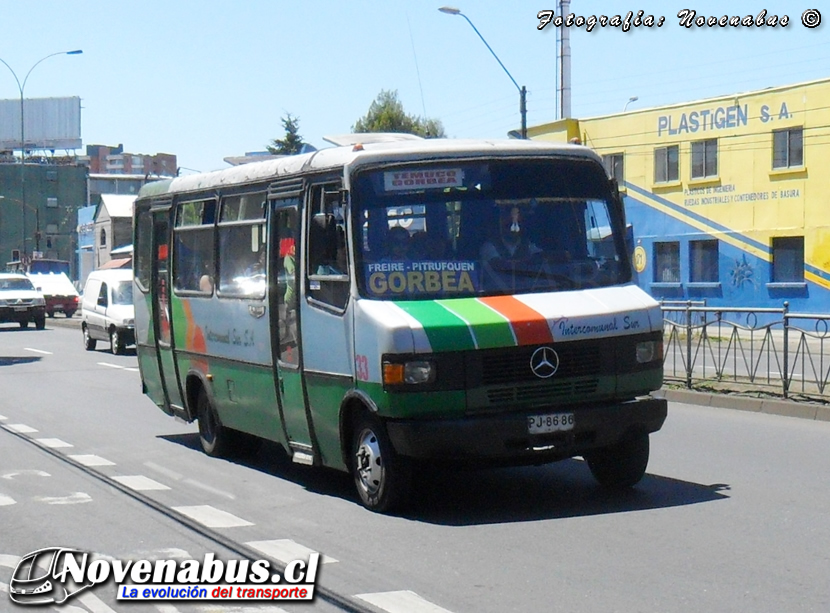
[
  {"left": 352, "top": 90, "right": 445, "bottom": 138},
  {"left": 267, "top": 112, "right": 305, "bottom": 155}
]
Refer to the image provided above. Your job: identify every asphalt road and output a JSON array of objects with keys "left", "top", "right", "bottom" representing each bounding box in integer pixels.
[{"left": 2, "top": 321, "right": 829, "bottom": 613}]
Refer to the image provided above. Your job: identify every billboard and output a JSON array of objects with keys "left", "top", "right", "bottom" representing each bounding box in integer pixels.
[{"left": 0, "top": 96, "right": 82, "bottom": 151}]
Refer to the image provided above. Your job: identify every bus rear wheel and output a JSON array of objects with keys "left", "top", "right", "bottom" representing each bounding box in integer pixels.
[
  {"left": 197, "top": 388, "right": 233, "bottom": 458},
  {"left": 586, "top": 432, "right": 650, "bottom": 489},
  {"left": 351, "top": 412, "right": 411, "bottom": 513}
]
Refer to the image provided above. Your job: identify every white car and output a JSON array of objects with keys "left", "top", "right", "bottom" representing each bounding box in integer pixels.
[
  {"left": 0, "top": 273, "right": 47, "bottom": 330},
  {"left": 80, "top": 269, "right": 135, "bottom": 354}
]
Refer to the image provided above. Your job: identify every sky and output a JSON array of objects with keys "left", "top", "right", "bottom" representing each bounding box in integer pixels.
[{"left": 0, "top": 1, "right": 827, "bottom": 174}]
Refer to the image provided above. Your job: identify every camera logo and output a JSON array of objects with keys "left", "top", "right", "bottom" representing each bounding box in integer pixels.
[{"left": 9, "top": 547, "right": 95, "bottom": 606}]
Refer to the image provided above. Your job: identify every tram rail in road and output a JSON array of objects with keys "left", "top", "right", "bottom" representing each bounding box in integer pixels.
[{"left": 0, "top": 420, "right": 376, "bottom": 613}]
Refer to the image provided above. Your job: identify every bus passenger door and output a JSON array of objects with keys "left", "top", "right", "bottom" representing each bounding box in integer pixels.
[
  {"left": 152, "top": 210, "right": 186, "bottom": 417},
  {"left": 270, "top": 202, "right": 313, "bottom": 462}
]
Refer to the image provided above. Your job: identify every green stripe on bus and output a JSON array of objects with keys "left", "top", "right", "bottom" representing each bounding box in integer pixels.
[
  {"left": 397, "top": 301, "right": 476, "bottom": 352},
  {"left": 436, "top": 298, "right": 516, "bottom": 349}
]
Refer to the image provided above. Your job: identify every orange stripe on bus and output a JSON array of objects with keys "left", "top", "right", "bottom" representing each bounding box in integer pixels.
[{"left": 478, "top": 296, "right": 553, "bottom": 346}]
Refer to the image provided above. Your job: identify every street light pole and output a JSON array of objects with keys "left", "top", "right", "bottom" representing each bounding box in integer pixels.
[
  {"left": 624, "top": 96, "right": 639, "bottom": 112},
  {"left": 439, "top": 7, "right": 527, "bottom": 139},
  {"left": 0, "top": 49, "right": 83, "bottom": 258}
]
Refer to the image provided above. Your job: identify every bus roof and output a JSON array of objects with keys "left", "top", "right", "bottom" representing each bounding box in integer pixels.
[{"left": 137, "top": 138, "right": 601, "bottom": 199}]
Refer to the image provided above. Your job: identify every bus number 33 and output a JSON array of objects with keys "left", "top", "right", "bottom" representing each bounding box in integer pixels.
[{"left": 355, "top": 354, "right": 370, "bottom": 381}]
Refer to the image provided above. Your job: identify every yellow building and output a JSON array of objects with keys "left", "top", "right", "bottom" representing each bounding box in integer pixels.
[{"left": 530, "top": 77, "right": 830, "bottom": 313}]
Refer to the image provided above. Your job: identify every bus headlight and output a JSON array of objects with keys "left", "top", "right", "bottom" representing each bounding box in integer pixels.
[
  {"left": 635, "top": 340, "right": 662, "bottom": 363},
  {"left": 383, "top": 360, "right": 435, "bottom": 385}
]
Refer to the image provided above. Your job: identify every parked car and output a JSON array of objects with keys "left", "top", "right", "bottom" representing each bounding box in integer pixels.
[
  {"left": 80, "top": 269, "right": 135, "bottom": 354},
  {"left": 0, "top": 273, "right": 47, "bottom": 329},
  {"left": 6, "top": 258, "right": 80, "bottom": 317}
]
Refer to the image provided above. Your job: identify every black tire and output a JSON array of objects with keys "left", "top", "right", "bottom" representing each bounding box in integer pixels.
[
  {"left": 197, "top": 388, "right": 233, "bottom": 458},
  {"left": 110, "top": 329, "right": 123, "bottom": 355},
  {"left": 64, "top": 309, "right": 76, "bottom": 318},
  {"left": 83, "top": 325, "right": 97, "bottom": 351},
  {"left": 19, "top": 320, "right": 28, "bottom": 329},
  {"left": 586, "top": 432, "right": 650, "bottom": 489},
  {"left": 47, "top": 310, "right": 55, "bottom": 318},
  {"left": 34, "top": 315, "right": 46, "bottom": 330},
  {"left": 351, "top": 411, "right": 411, "bottom": 513}
]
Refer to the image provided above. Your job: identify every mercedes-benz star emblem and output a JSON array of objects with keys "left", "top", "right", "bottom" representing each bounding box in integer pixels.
[{"left": 530, "top": 346, "right": 559, "bottom": 379}]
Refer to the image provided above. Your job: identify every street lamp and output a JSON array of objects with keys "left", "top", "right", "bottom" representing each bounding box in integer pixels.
[
  {"left": 0, "top": 49, "right": 83, "bottom": 257},
  {"left": 624, "top": 96, "right": 639, "bottom": 112},
  {"left": 439, "top": 6, "right": 527, "bottom": 139}
]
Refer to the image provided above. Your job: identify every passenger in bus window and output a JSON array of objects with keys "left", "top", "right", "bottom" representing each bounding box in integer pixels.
[
  {"left": 480, "top": 205, "right": 541, "bottom": 261},
  {"left": 384, "top": 226, "right": 410, "bottom": 260},
  {"left": 245, "top": 248, "right": 266, "bottom": 277},
  {"left": 409, "top": 231, "right": 449, "bottom": 260},
  {"left": 316, "top": 227, "right": 348, "bottom": 275}
]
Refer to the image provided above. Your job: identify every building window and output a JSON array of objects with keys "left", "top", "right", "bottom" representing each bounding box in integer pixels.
[
  {"left": 654, "top": 241, "right": 680, "bottom": 282},
  {"left": 691, "top": 139, "right": 718, "bottom": 179},
  {"left": 773, "top": 128, "right": 803, "bottom": 169},
  {"left": 100, "top": 229, "right": 107, "bottom": 247},
  {"left": 772, "top": 236, "right": 804, "bottom": 282},
  {"left": 602, "top": 153, "right": 624, "bottom": 183},
  {"left": 690, "top": 239, "right": 719, "bottom": 283},
  {"left": 47, "top": 197, "right": 58, "bottom": 208},
  {"left": 654, "top": 145, "right": 679, "bottom": 183}
]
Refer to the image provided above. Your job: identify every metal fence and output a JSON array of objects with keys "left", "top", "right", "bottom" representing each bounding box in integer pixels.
[{"left": 661, "top": 301, "right": 830, "bottom": 403}]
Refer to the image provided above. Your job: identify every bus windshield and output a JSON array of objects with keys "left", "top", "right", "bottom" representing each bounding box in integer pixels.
[{"left": 351, "top": 158, "right": 629, "bottom": 300}]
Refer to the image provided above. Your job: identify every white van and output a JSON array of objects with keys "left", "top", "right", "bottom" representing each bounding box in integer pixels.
[{"left": 81, "top": 269, "right": 135, "bottom": 354}]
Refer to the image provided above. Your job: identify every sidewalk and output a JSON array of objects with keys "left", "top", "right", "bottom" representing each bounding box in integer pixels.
[{"left": 653, "top": 387, "right": 830, "bottom": 422}]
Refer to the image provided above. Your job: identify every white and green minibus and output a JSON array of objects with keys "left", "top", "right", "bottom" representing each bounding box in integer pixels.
[{"left": 133, "top": 135, "right": 667, "bottom": 512}]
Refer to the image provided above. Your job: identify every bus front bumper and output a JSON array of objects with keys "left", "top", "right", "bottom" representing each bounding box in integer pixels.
[{"left": 385, "top": 396, "right": 667, "bottom": 463}]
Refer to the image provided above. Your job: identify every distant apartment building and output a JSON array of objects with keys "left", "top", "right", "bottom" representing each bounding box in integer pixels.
[{"left": 84, "top": 143, "right": 177, "bottom": 178}]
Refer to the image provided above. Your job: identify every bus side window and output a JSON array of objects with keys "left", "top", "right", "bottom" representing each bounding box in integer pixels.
[{"left": 307, "top": 185, "right": 349, "bottom": 310}]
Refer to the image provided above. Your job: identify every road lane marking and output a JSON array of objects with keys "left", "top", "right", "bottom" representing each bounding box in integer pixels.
[
  {"left": 24, "top": 347, "right": 52, "bottom": 354},
  {"left": 144, "top": 461, "right": 183, "bottom": 480},
  {"left": 35, "top": 492, "right": 92, "bottom": 505},
  {"left": 246, "top": 539, "right": 338, "bottom": 565},
  {"left": 68, "top": 454, "right": 116, "bottom": 467},
  {"left": 1, "top": 470, "right": 50, "bottom": 480},
  {"left": 0, "top": 494, "right": 16, "bottom": 506},
  {"left": 112, "top": 475, "right": 171, "bottom": 491},
  {"left": 98, "top": 362, "right": 125, "bottom": 369},
  {"left": 36, "top": 437, "right": 73, "bottom": 448},
  {"left": 97, "top": 362, "right": 140, "bottom": 372},
  {"left": 0, "top": 415, "right": 6, "bottom": 421},
  {"left": 172, "top": 505, "right": 254, "bottom": 528},
  {"left": 356, "top": 590, "right": 455, "bottom": 613},
  {"left": 182, "top": 478, "right": 236, "bottom": 500},
  {"left": 6, "top": 423, "right": 37, "bottom": 434},
  {"left": 144, "top": 463, "right": 235, "bottom": 499}
]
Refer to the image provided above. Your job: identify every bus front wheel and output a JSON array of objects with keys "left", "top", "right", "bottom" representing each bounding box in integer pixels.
[
  {"left": 586, "top": 432, "right": 650, "bottom": 489},
  {"left": 197, "top": 389, "right": 232, "bottom": 458},
  {"left": 351, "top": 412, "right": 411, "bottom": 513}
]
